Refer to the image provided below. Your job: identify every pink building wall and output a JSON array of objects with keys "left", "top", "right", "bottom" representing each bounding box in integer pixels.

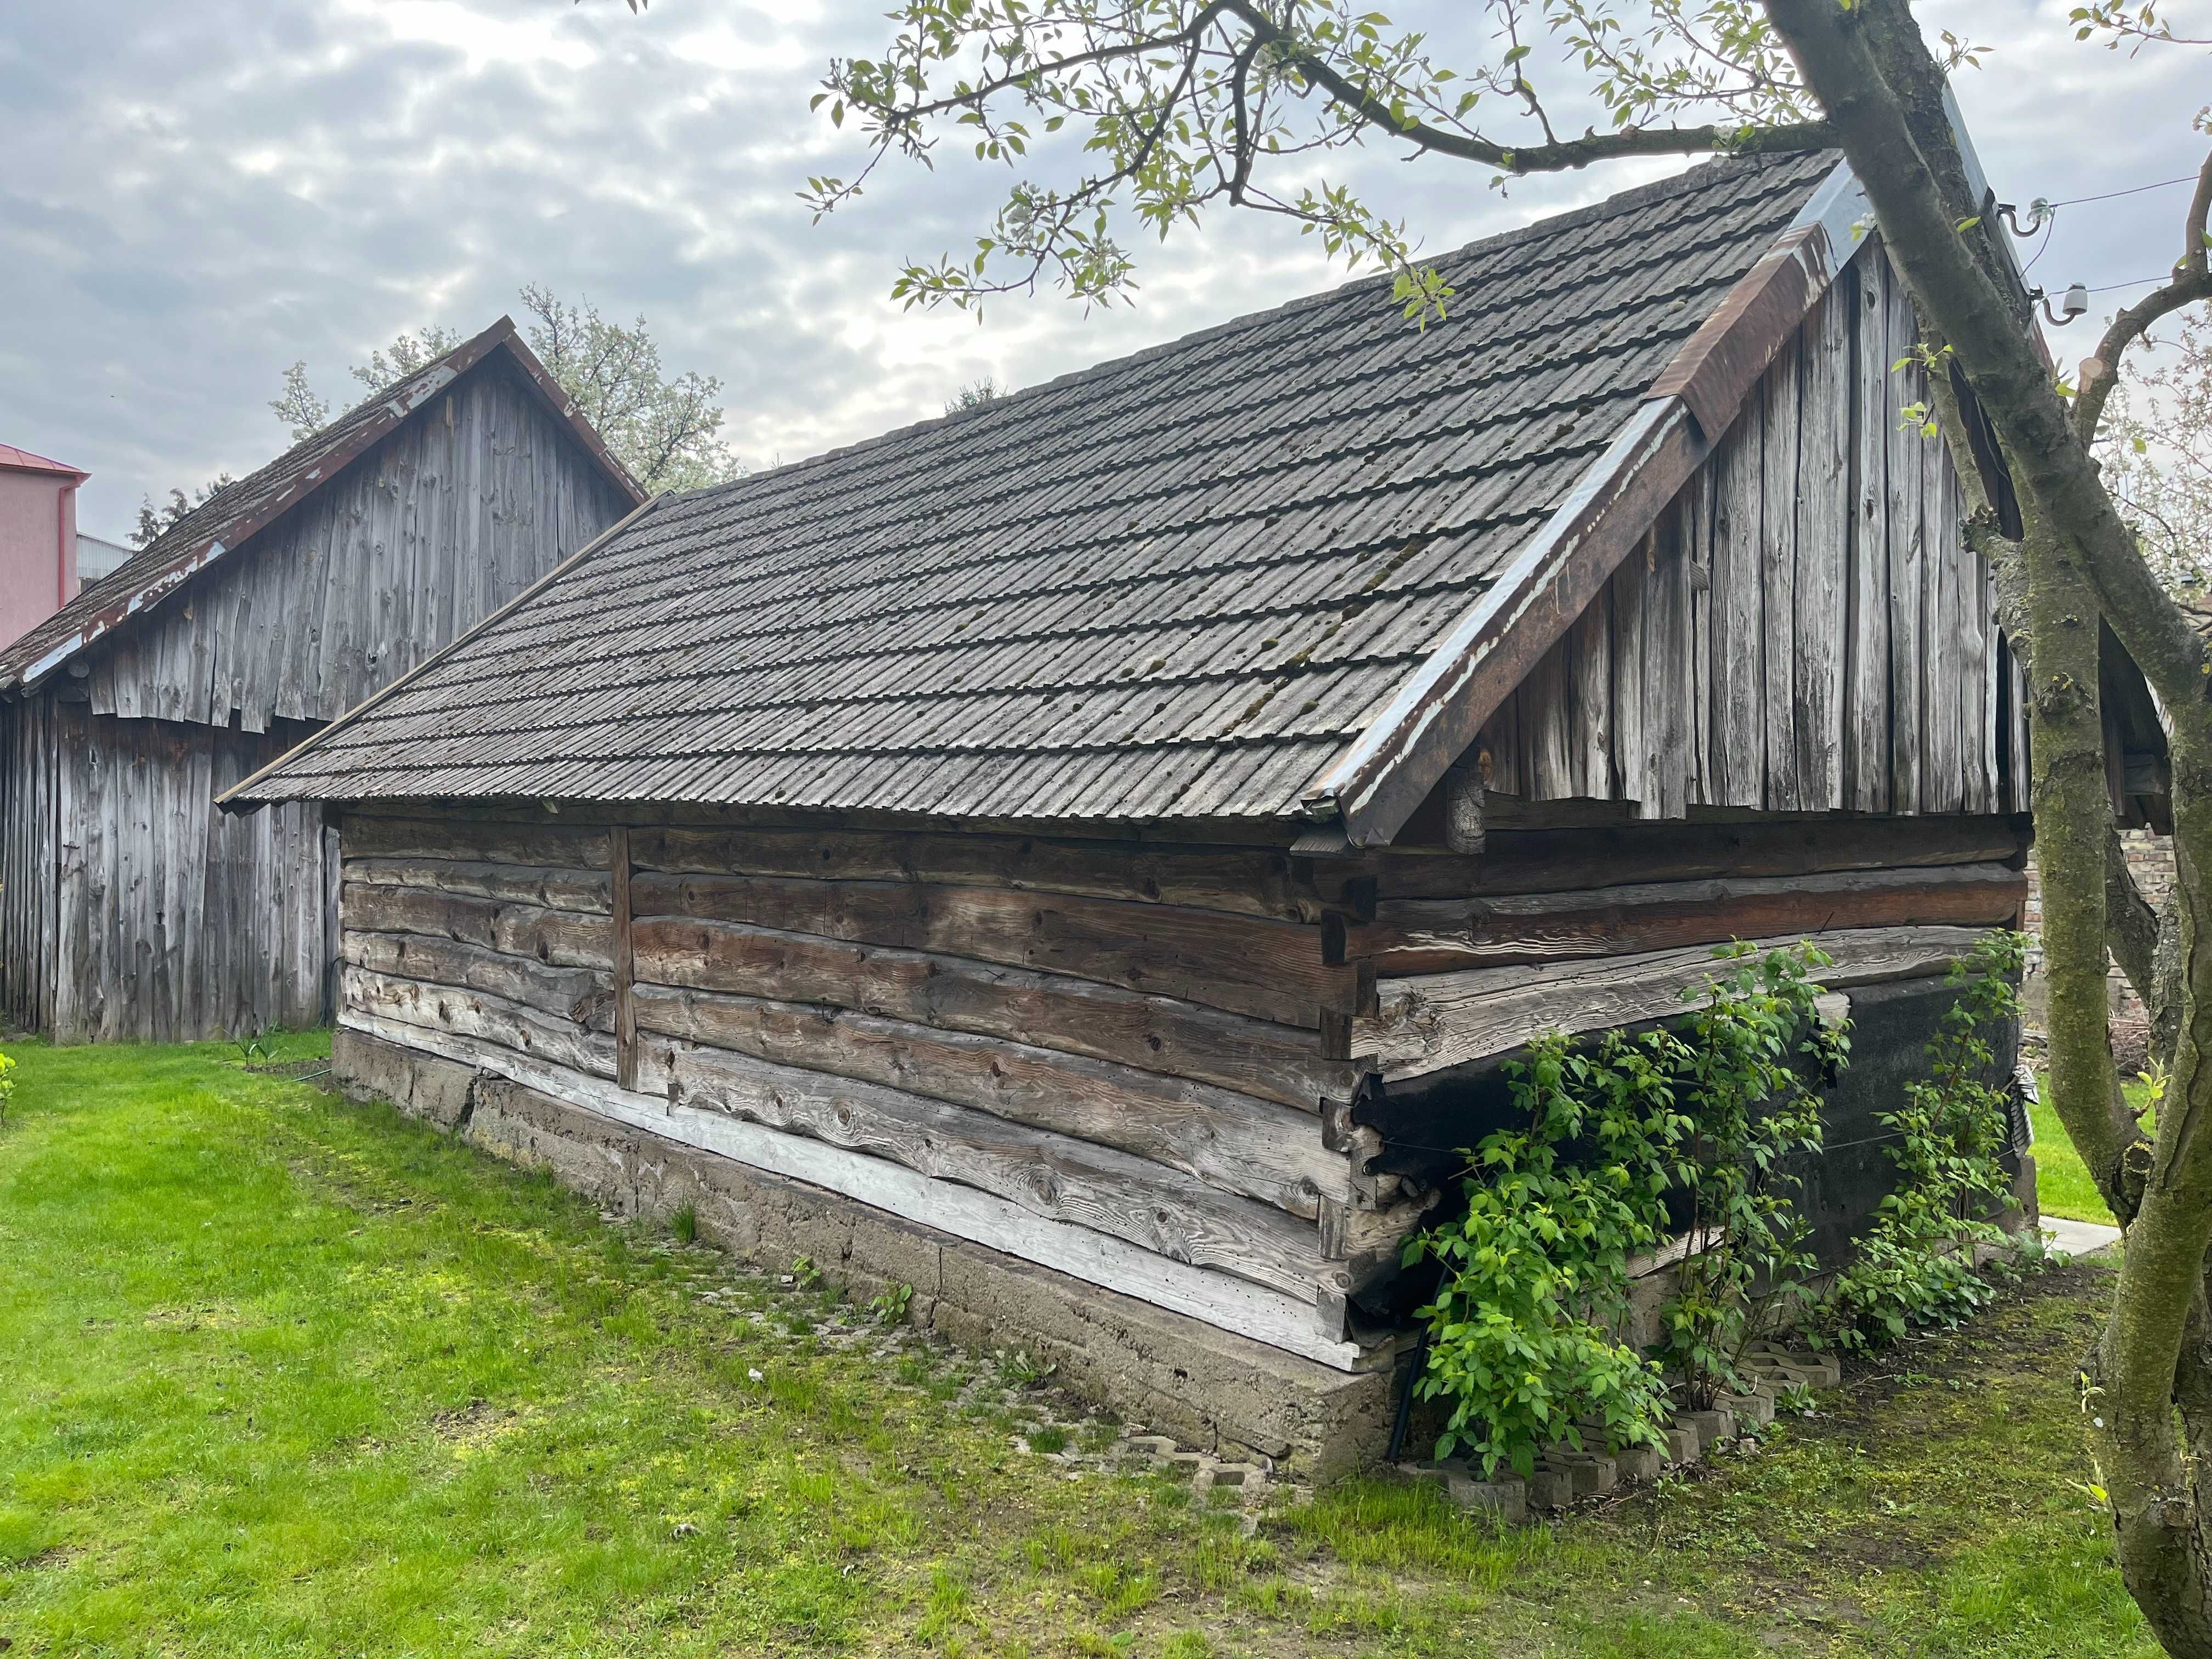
[{"left": 0, "top": 448, "right": 87, "bottom": 654}]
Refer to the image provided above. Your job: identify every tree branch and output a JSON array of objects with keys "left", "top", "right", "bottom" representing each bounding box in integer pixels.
[{"left": 2075, "top": 148, "right": 2212, "bottom": 445}]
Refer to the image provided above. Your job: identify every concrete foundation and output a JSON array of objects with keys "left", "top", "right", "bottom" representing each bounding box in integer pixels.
[{"left": 335, "top": 1025, "right": 1398, "bottom": 1480}]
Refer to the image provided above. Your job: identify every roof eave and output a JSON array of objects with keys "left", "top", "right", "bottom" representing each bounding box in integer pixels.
[{"left": 1300, "top": 156, "right": 1875, "bottom": 849}]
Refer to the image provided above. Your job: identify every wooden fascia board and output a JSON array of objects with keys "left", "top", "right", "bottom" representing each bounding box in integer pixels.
[
  {"left": 216, "top": 491, "right": 666, "bottom": 813},
  {"left": 1301, "top": 398, "right": 1707, "bottom": 848},
  {"left": 1301, "top": 160, "right": 1877, "bottom": 849},
  {"left": 8, "top": 319, "right": 521, "bottom": 696}
]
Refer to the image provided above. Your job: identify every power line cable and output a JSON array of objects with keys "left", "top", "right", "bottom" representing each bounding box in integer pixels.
[{"left": 2042, "top": 174, "right": 2202, "bottom": 211}]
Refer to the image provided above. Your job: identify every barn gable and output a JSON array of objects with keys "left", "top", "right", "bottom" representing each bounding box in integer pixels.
[
  {"left": 1452, "top": 239, "right": 2024, "bottom": 829},
  {"left": 0, "top": 321, "right": 644, "bottom": 1043},
  {"left": 0, "top": 317, "right": 644, "bottom": 710}
]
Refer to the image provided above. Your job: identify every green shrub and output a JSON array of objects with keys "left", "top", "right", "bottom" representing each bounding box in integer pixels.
[
  {"left": 1659, "top": 943, "right": 1842, "bottom": 1408},
  {"left": 1816, "top": 931, "right": 2032, "bottom": 1349},
  {"left": 1403, "top": 1027, "right": 1686, "bottom": 1475},
  {"left": 1407, "top": 941, "right": 1845, "bottom": 1466}
]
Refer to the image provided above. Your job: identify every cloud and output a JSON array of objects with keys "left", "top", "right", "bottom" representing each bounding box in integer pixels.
[{"left": 0, "top": 0, "right": 2200, "bottom": 539}]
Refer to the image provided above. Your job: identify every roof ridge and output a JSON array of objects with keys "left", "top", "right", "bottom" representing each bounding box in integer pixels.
[
  {"left": 657, "top": 150, "right": 1831, "bottom": 512},
  {"left": 0, "top": 314, "right": 642, "bottom": 692}
]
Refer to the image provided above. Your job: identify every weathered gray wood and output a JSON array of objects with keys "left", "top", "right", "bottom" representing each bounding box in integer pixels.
[
  {"left": 345, "top": 814, "right": 612, "bottom": 870},
  {"left": 340, "top": 882, "right": 612, "bottom": 969},
  {"left": 1523, "top": 640, "right": 1574, "bottom": 802},
  {"left": 627, "top": 982, "right": 1348, "bottom": 1217},
  {"left": 1884, "top": 257, "right": 1927, "bottom": 814},
  {"left": 1844, "top": 254, "right": 1892, "bottom": 812},
  {"left": 1477, "top": 689, "right": 1524, "bottom": 799},
  {"left": 1355, "top": 924, "right": 1991, "bottom": 1081},
  {"left": 1344, "top": 814, "right": 2028, "bottom": 899},
  {"left": 611, "top": 825, "right": 638, "bottom": 1092},
  {"left": 341, "top": 1011, "right": 1363, "bottom": 1368},
  {"left": 1922, "top": 393, "right": 1965, "bottom": 813},
  {"left": 343, "top": 928, "right": 612, "bottom": 1022},
  {"left": 343, "top": 963, "right": 612, "bottom": 1078},
  {"left": 629, "top": 870, "right": 1347, "bottom": 1028},
  {"left": 1570, "top": 584, "right": 1613, "bottom": 800},
  {"left": 630, "top": 825, "right": 1324, "bottom": 923},
  {"left": 631, "top": 1029, "right": 1333, "bottom": 1303},
  {"left": 1709, "top": 381, "right": 1765, "bottom": 806},
  {"left": 1610, "top": 542, "right": 1651, "bottom": 814},
  {"left": 1793, "top": 290, "right": 1849, "bottom": 810},
  {"left": 89, "top": 365, "right": 634, "bottom": 733},
  {"left": 1443, "top": 760, "right": 1486, "bottom": 855},
  {"left": 2, "top": 358, "right": 631, "bottom": 1044},
  {"left": 1679, "top": 469, "right": 1715, "bottom": 810},
  {"left": 1347, "top": 862, "right": 2025, "bottom": 975},
  {"left": 629, "top": 915, "right": 1357, "bottom": 1112},
  {"left": 343, "top": 855, "right": 612, "bottom": 913},
  {"left": 1760, "top": 330, "right": 1802, "bottom": 811}
]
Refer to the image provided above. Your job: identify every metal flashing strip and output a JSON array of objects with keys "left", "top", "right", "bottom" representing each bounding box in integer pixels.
[
  {"left": 1298, "top": 160, "right": 1882, "bottom": 850},
  {"left": 1303, "top": 397, "right": 1702, "bottom": 847}
]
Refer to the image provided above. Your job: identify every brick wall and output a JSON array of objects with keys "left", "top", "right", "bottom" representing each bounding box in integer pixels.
[{"left": 2022, "top": 827, "right": 2175, "bottom": 1067}]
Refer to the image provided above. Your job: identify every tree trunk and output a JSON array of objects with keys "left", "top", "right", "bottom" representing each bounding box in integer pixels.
[{"left": 1762, "top": 4, "right": 2212, "bottom": 1649}]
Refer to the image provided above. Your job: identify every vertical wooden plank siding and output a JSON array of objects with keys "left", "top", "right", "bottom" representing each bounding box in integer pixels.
[
  {"left": 1759, "top": 332, "right": 1802, "bottom": 811},
  {"left": 1845, "top": 256, "right": 1893, "bottom": 813},
  {"left": 1883, "top": 257, "right": 1928, "bottom": 815},
  {"left": 1709, "top": 380, "right": 1766, "bottom": 807},
  {"left": 1570, "top": 586, "right": 1613, "bottom": 799},
  {"left": 1680, "top": 471, "right": 1715, "bottom": 810},
  {"left": 0, "top": 356, "right": 633, "bottom": 1042},
  {"left": 1792, "top": 290, "right": 1850, "bottom": 810},
  {"left": 1610, "top": 546, "right": 1651, "bottom": 814},
  {"left": 612, "top": 825, "right": 639, "bottom": 1091},
  {"left": 1474, "top": 248, "right": 2006, "bottom": 828},
  {"left": 1525, "top": 644, "right": 1574, "bottom": 800}
]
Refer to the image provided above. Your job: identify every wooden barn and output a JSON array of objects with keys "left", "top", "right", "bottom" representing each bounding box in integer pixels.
[
  {"left": 0, "top": 319, "right": 644, "bottom": 1042},
  {"left": 225, "top": 154, "right": 2036, "bottom": 1468}
]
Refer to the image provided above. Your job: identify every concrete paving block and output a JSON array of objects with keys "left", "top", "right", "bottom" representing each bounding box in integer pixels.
[
  {"left": 1524, "top": 1465, "right": 1575, "bottom": 1511},
  {"left": 1209, "top": 1462, "right": 1268, "bottom": 1496},
  {"left": 1719, "top": 1387, "right": 1776, "bottom": 1429},
  {"left": 1664, "top": 1422, "right": 1702, "bottom": 1464},
  {"left": 1683, "top": 1407, "right": 1736, "bottom": 1448},
  {"left": 1120, "top": 1435, "right": 1180, "bottom": 1459},
  {"left": 1443, "top": 1471, "right": 1527, "bottom": 1523},
  {"left": 1746, "top": 1360, "right": 1814, "bottom": 1391},
  {"left": 1553, "top": 1453, "right": 1617, "bottom": 1497},
  {"left": 1614, "top": 1443, "right": 1664, "bottom": 1483}
]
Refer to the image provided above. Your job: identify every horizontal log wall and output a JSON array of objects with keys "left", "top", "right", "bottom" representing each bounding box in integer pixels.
[
  {"left": 335, "top": 807, "right": 1373, "bottom": 1367},
  {"left": 1315, "top": 812, "right": 2031, "bottom": 1282},
  {"left": 1329, "top": 815, "right": 2028, "bottom": 1087},
  {"left": 1471, "top": 244, "right": 2025, "bottom": 821}
]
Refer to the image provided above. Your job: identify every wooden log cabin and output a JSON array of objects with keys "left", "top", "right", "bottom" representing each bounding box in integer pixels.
[
  {"left": 224, "top": 153, "right": 2044, "bottom": 1469},
  {"left": 0, "top": 319, "right": 643, "bottom": 1041}
]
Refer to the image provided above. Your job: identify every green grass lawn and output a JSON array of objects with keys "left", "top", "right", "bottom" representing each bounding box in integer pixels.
[
  {"left": 0, "top": 1034, "right": 2158, "bottom": 1657},
  {"left": 2029, "top": 1075, "right": 2149, "bottom": 1227}
]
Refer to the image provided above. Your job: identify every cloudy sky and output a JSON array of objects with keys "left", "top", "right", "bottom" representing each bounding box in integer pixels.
[{"left": 2, "top": 1, "right": 2203, "bottom": 542}]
